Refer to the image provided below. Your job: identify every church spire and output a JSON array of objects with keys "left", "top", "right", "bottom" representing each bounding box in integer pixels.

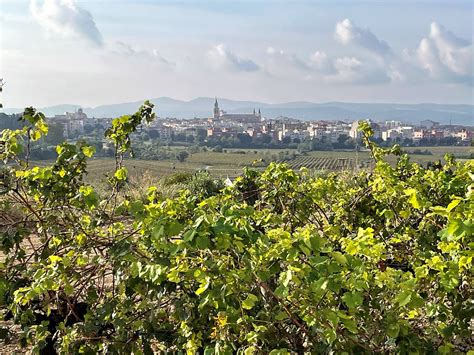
[{"left": 213, "top": 97, "right": 220, "bottom": 120}]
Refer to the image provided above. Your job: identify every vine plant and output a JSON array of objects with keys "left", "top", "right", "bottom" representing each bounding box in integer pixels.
[{"left": 0, "top": 104, "right": 472, "bottom": 354}]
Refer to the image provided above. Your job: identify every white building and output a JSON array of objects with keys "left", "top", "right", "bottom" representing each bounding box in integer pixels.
[
  {"left": 53, "top": 108, "right": 87, "bottom": 137},
  {"left": 381, "top": 126, "right": 413, "bottom": 141},
  {"left": 349, "top": 120, "right": 382, "bottom": 139},
  {"left": 278, "top": 129, "right": 309, "bottom": 141}
]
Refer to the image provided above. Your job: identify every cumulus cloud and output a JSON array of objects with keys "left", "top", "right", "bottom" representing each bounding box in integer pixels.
[
  {"left": 413, "top": 22, "right": 472, "bottom": 84},
  {"left": 258, "top": 19, "right": 396, "bottom": 84},
  {"left": 208, "top": 44, "right": 260, "bottom": 72},
  {"left": 309, "top": 51, "right": 335, "bottom": 74},
  {"left": 266, "top": 47, "right": 310, "bottom": 72},
  {"left": 335, "top": 18, "right": 392, "bottom": 58},
  {"left": 263, "top": 45, "right": 390, "bottom": 85},
  {"left": 324, "top": 56, "right": 391, "bottom": 84},
  {"left": 30, "top": 0, "right": 103, "bottom": 46},
  {"left": 112, "top": 42, "right": 174, "bottom": 66}
]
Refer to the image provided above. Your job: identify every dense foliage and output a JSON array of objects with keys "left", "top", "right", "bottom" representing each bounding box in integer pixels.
[{"left": 0, "top": 103, "right": 473, "bottom": 354}]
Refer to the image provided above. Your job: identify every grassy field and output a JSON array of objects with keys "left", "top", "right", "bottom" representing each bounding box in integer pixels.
[{"left": 31, "top": 146, "right": 472, "bottom": 185}]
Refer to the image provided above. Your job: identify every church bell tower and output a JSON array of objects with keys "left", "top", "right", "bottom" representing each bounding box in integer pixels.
[{"left": 213, "top": 98, "right": 220, "bottom": 120}]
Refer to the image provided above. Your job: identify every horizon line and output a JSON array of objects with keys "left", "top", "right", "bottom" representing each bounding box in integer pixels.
[{"left": 2, "top": 96, "right": 474, "bottom": 111}]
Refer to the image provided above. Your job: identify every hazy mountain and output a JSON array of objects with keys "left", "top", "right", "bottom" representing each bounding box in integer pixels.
[{"left": 2, "top": 98, "right": 473, "bottom": 125}]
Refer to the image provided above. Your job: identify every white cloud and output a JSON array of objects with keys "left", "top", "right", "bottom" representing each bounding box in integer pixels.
[
  {"left": 413, "top": 22, "right": 472, "bottom": 84},
  {"left": 324, "top": 56, "right": 391, "bottom": 85},
  {"left": 309, "top": 51, "right": 335, "bottom": 74},
  {"left": 30, "top": 0, "right": 103, "bottom": 46},
  {"left": 266, "top": 47, "right": 310, "bottom": 72},
  {"left": 264, "top": 45, "right": 390, "bottom": 85},
  {"left": 335, "top": 18, "right": 392, "bottom": 58},
  {"left": 112, "top": 42, "right": 174, "bottom": 67},
  {"left": 208, "top": 44, "right": 260, "bottom": 72}
]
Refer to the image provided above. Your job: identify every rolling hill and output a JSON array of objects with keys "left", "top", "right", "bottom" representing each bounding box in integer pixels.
[{"left": 2, "top": 98, "right": 472, "bottom": 125}]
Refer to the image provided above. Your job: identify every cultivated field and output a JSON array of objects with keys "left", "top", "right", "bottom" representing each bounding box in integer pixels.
[
  {"left": 284, "top": 146, "right": 472, "bottom": 171},
  {"left": 283, "top": 156, "right": 356, "bottom": 170},
  {"left": 32, "top": 146, "right": 472, "bottom": 185}
]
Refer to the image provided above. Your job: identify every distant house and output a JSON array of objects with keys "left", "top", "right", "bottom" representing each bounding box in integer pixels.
[
  {"left": 454, "top": 129, "right": 472, "bottom": 142},
  {"left": 413, "top": 129, "right": 444, "bottom": 141}
]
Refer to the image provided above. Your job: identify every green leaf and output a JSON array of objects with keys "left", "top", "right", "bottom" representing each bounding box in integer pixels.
[
  {"left": 242, "top": 294, "right": 258, "bottom": 310},
  {"left": 195, "top": 235, "right": 210, "bottom": 249},
  {"left": 183, "top": 229, "right": 197, "bottom": 242},
  {"left": 404, "top": 188, "right": 421, "bottom": 209},
  {"left": 342, "top": 291, "right": 363, "bottom": 309},
  {"left": 243, "top": 347, "right": 257, "bottom": 355},
  {"left": 387, "top": 323, "right": 400, "bottom": 338},
  {"left": 195, "top": 277, "right": 210, "bottom": 295},
  {"left": 282, "top": 270, "right": 292, "bottom": 287},
  {"left": 81, "top": 145, "right": 96, "bottom": 158},
  {"left": 274, "top": 285, "right": 289, "bottom": 298},
  {"left": 275, "top": 311, "right": 288, "bottom": 320},
  {"left": 331, "top": 251, "right": 347, "bottom": 265},
  {"left": 30, "top": 130, "right": 41, "bottom": 141},
  {"left": 323, "top": 328, "right": 337, "bottom": 344},
  {"left": 396, "top": 290, "right": 412, "bottom": 307},
  {"left": 64, "top": 282, "right": 74, "bottom": 296},
  {"left": 167, "top": 269, "right": 180, "bottom": 283},
  {"left": 114, "top": 167, "right": 128, "bottom": 181},
  {"left": 341, "top": 317, "right": 358, "bottom": 334},
  {"left": 269, "top": 349, "right": 290, "bottom": 355},
  {"left": 130, "top": 200, "right": 144, "bottom": 215}
]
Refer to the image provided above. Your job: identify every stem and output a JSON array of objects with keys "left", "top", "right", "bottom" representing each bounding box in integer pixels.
[{"left": 25, "top": 127, "right": 31, "bottom": 168}]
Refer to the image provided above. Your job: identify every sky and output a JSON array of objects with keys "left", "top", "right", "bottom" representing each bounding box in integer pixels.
[{"left": 0, "top": 0, "right": 473, "bottom": 108}]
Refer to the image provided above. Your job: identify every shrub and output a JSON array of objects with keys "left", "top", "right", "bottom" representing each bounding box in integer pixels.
[
  {"left": 176, "top": 150, "right": 189, "bottom": 162},
  {"left": 0, "top": 105, "right": 472, "bottom": 354},
  {"left": 163, "top": 172, "right": 193, "bottom": 186},
  {"left": 185, "top": 170, "right": 224, "bottom": 199}
]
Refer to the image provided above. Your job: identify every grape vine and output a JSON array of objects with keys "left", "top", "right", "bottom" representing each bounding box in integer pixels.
[{"left": 0, "top": 104, "right": 472, "bottom": 354}]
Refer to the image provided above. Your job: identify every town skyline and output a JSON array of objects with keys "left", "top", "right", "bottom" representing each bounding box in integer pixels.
[
  {"left": 2, "top": 95, "right": 472, "bottom": 126},
  {"left": 3, "top": 96, "right": 469, "bottom": 150}
]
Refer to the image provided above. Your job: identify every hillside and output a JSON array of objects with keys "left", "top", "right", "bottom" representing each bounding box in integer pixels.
[{"left": 2, "top": 98, "right": 473, "bottom": 125}]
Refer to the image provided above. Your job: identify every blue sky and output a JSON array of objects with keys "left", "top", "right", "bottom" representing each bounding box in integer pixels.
[{"left": 0, "top": 0, "right": 473, "bottom": 108}]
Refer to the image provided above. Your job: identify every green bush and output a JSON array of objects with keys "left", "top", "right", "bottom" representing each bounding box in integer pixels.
[
  {"left": 163, "top": 172, "right": 193, "bottom": 186},
  {"left": 0, "top": 106, "right": 472, "bottom": 354},
  {"left": 185, "top": 170, "right": 224, "bottom": 200}
]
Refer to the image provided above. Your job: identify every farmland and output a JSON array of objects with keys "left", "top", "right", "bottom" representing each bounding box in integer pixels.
[
  {"left": 283, "top": 146, "right": 472, "bottom": 171},
  {"left": 31, "top": 145, "right": 472, "bottom": 185},
  {"left": 282, "top": 156, "right": 356, "bottom": 170}
]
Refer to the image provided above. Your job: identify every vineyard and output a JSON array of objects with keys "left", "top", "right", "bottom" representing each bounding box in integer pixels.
[{"left": 283, "top": 156, "right": 356, "bottom": 170}]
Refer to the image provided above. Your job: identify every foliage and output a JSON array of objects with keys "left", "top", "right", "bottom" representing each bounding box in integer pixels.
[
  {"left": 185, "top": 171, "right": 225, "bottom": 200},
  {"left": 176, "top": 151, "right": 189, "bottom": 163},
  {"left": 0, "top": 108, "right": 473, "bottom": 354},
  {"left": 163, "top": 172, "right": 194, "bottom": 186}
]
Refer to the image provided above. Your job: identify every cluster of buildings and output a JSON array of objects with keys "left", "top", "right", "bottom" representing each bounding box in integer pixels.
[
  {"left": 349, "top": 119, "right": 472, "bottom": 143},
  {"left": 53, "top": 108, "right": 87, "bottom": 137},
  {"left": 51, "top": 99, "right": 472, "bottom": 144},
  {"left": 52, "top": 109, "right": 111, "bottom": 138}
]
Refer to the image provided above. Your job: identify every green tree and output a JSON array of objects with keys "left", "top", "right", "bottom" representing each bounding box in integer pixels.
[
  {"left": 176, "top": 150, "right": 189, "bottom": 162},
  {"left": 44, "top": 122, "right": 65, "bottom": 145}
]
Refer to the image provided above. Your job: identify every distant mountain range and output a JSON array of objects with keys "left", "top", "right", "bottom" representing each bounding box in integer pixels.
[{"left": 2, "top": 97, "right": 473, "bottom": 125}]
